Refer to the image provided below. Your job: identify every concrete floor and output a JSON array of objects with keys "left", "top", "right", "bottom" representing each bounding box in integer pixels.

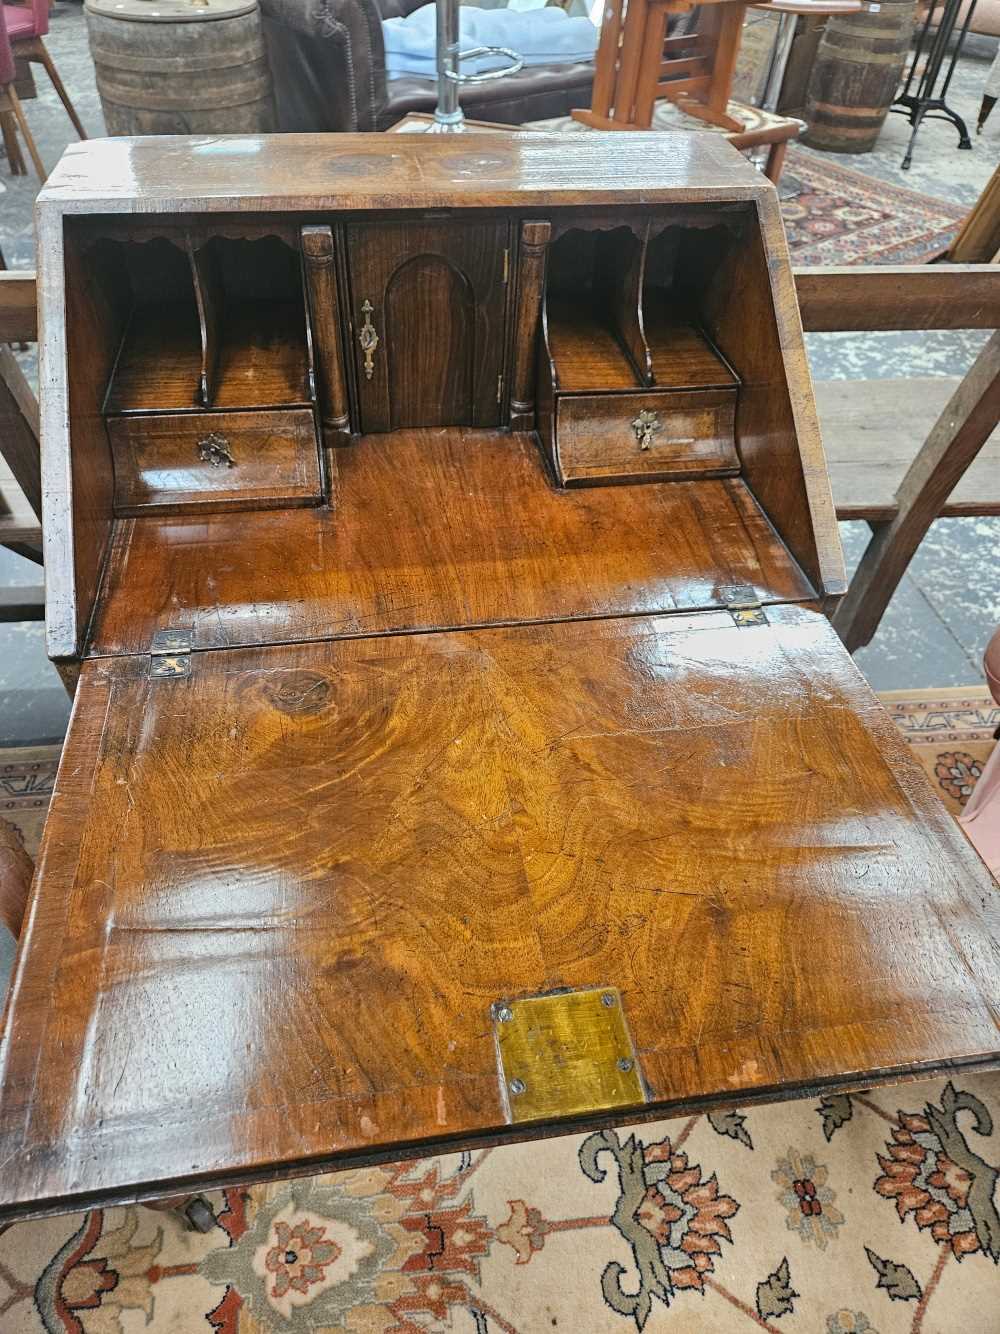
[{"left": 1, "top": 6, "right": 999, "bottom": 745}]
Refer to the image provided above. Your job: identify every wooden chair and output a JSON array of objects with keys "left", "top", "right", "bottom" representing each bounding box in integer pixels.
[
  {"left": 574, "top": 0, "right": 749, "bottom": 133},
  {"left": 0, "top": 4, "right": 41, "bottom": 179},
  {"left": 0, "top": 268, "right": 44, "bottom": 621},
  {"left": 947, "top": 162, "right": 1000, "bottom": 264},
  {"left": 4, "top": 0, "right": 86, "bottom": 151},
  {"left": 794, "top": 264, "right": 1000, "bottom": 652},
  {"left": 571, "top": 0, "right": 804, "bottom": 179}
]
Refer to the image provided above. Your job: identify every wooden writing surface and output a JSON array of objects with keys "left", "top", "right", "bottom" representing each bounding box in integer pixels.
[
  {"left": 0, "top": 604, "right": 996, "bottom": 1221},
  {"left": 87, "top": 429, "right": 812, "bottom": 658}
]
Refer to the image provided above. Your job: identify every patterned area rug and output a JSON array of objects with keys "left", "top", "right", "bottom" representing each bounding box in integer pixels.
[
  {"left": 0, "top": 693, "right": 997, "bottom": 1332},
  {"left": 528, "top": 104, "right": 969, "bottom": 267},
  {"left": 779, "top": 149, "right": 970, "bottom": 266}
]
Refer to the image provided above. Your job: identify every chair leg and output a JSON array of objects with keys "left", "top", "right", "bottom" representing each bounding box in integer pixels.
[
  {"left": 0, "top": 107, "right": 26, "bottom": 176},
  {"left": 764, "top": 139, "right": 788, "bottom": 184},
  {"left": 30, "top": 39, "right": 87, "bottom": 141},
  {"left": 0, "top": 817, "right": 33, "bottom": 940},
  {"left": 832, "top": 330, "right": 1000, "bottom": 652},
  {"left": 6, "top": 85, "right": 44, "bottom": 180}
]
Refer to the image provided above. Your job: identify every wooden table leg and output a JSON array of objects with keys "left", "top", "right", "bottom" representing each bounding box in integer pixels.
[
  {"left": 833, "top": 330, "right": 1000, "bottom": 651},
  {"left": 633, "top": 2, "right": 671, "bottom": 127},
  {"left": 764, "top": 138, "right": 789, "bottom": 181},
  {"left": 0, "top": 818, "right": 32, "bottom": 940}
]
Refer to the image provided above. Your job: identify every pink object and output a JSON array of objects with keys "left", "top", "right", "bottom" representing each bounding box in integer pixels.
[
  {"left": 959, "top": 626, "right": 1000, "bottom": 879},
  {"left": 1, "top": 0, "right": 48, "bottom": 42},
  {"left": 0, "top": 7, "right": 15, "bottom": 86}
]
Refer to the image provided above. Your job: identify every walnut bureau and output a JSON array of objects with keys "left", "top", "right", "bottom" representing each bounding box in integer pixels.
[{"left": 0, "top": 133, "right": 996, "bottom": 1223}]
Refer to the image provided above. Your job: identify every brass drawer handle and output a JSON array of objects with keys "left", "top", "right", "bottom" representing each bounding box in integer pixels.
[
  {"left": 197, "top": 432, "right": 236, "bottom": 468},
  {"left": 359, "top": 299, "right": 379, "bottom": 381},
  {"left": 631, "top": 409, "right": 661, "bottom": 451}
]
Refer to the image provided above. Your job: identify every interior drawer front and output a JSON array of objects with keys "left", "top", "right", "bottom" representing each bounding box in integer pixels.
[
  {"left": 108, "top": 409, "right": 322, "bottom": 515},
  {"left": 556, "top": 389, "right": 738, "bottom": 485}
]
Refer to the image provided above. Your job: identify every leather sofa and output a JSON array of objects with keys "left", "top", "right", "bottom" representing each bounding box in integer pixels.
[{"left": 259, "top": 0, "right": 596, "bottom": 133}]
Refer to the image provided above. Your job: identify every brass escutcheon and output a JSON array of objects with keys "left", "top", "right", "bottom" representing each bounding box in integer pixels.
[
  {"left": 631, "top": 409, "right": 661, "bottom": 451},
  {"left": 197, "top": 433, "right": 235, "bottom": 468},
  {"left": 359, "top": 300, "right": 379, "bottom": 380}
]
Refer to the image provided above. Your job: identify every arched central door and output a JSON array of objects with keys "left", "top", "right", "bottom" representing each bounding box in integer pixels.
[{"left": 346, "top": 219, "right": 509, "bottom": 434}]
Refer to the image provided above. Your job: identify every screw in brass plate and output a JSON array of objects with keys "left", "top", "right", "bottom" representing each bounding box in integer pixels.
[
  {"left": 496, "top": 1005, "right": 513, "bottom": 1023},
  {"left": 601, "top": 992, "right": 616, "bottom": 1008},
  {"left": 509, "top": 1078, "right": 526, "bottom": 1095},
  {"left": 617, "top": 1058, "right": 634, "bottom": 1073}
]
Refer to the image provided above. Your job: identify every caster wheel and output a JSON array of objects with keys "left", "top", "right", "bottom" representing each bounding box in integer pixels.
[{"left": 183, "top": 1197, "right": 217, "bottom": 1233}]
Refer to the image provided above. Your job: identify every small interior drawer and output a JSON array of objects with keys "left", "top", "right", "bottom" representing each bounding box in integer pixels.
[
  {"left": 107, "top": 409, "right": 322, "bottom": 515},
  {"left": 555, "top": 389, "right": 739, "bottom": 486}
]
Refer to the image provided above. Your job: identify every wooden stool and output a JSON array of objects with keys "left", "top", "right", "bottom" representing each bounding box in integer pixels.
[
  {"left": 555, "top": 93, "right": 801, "bottom": 182},
  {"left": 573, "top": 0, "right": 748, "bottom": 133}
]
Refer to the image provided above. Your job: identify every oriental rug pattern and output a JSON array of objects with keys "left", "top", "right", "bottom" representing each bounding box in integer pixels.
[{"left": 0, "top": 693, "right": 996, "bottom": 1333}]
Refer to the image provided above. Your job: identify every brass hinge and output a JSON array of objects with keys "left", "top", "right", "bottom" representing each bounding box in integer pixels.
[
  {"left": 727, "top": 597, "right": 767, "bottom": 628},
  {"left": 502, "top": 248, "right": 510, "bottom": 285},
  {"left": 149, "top": 627, "right": 193, "bottom": 679}
]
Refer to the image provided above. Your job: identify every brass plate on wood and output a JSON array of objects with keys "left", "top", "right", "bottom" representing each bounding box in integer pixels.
[{"left": 493, "top": 988, "right": 646, "bottom": 1125}]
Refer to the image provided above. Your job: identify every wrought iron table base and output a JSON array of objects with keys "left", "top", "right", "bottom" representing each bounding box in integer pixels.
[{"left": 889, "top": 0, "right": 976, "bottom": 169}]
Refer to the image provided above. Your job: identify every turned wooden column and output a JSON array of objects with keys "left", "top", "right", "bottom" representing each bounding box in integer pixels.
[
  {"left": 301, "top": 224, "right": 352, "bottom": 449},
  {"left": 509, "top": 221, "right": 551, "bottom": 431}
]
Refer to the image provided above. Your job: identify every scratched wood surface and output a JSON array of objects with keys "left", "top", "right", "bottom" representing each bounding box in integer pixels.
[
  {"left": 36, "top": 132, "right": 763, "bottom": 214},
  {"left": 87, "top": 428, "right": 813, "bottom": 657},
  {"left": 1, "top": 604, "right": 997, "bottom": 1221}
]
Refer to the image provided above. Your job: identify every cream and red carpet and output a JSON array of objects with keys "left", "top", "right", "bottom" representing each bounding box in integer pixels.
[{"left": 0, "top": 691, "right": 997, "bottom": 1331}]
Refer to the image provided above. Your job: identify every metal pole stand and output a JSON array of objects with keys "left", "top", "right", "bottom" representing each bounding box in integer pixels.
[
  {"left": 890, "top": 0, "right": 977, "bottom": 169},
  {"left": 428, "top": 0, "right": 524, "bottom": 132}
]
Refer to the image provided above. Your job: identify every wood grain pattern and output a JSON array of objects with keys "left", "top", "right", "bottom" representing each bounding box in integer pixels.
[
  {"left": 546, "top": 294, "right": 641, "bottom": 392},
  {"left": 87, "top": 428, "right": 812, "bottom": 657},
  {"left": 37, "top": 133, "right": 765, "bottom": 214},
  {"left": 39, "top": 215, "right": 120, "bottom": 662},
  {"left": 211, "top": 302, "right": 311, "bottom": 410},
  {"left": 0, "top": 818, "right": 32, "bottom": 941},
  {"left": 0, "top": 344, "right": 41, "bottom": 521},
  {"left": 105, "top": 303, "right": 203, "bottom": 414},
  {"left": 1, "top": 604, "right": 997, "bottom": 1221},
  {"left": 0, "top": 271, "right": 37, "bottom": 342},
  {"left": 795, "top": 264, "right": 1000, "bottom": 332},
  {"left": 301, "top": 225, "right": 352, "bottom": 447},
  {"left": 696, "top": 193, "right": 845, "bottom": 601},
  {"left": 509, "top": 220, "right": 550, "bottom": 430},
  {"left": 107, "top": 409, "right": 322, "bottom": 515},
  {"left": 346, "top": 220, "right": 509, "bottom": 432},
  {"left": 818, "top": 377, "right": 1000, "bottom": 520},
  {"left": 833, "top": 331, "right": 1000, "bottom": 652},
  {"left": 556, "top": 387, "right": 738, "bottom": 484}
]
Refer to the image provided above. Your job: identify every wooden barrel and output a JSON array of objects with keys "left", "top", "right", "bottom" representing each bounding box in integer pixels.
[
  {"left": 802, "top": 0, "right": 916, "bottom": 153},
  {"left": 85, "top": 0, "right": 275, "bottom": 137}
]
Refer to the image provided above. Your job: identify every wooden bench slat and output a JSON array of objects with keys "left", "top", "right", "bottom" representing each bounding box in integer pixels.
[
  {"left": 0, "top": 272, "right": 38, "bottom": 343},
  {"left": 0, "top": 457, "right": 41, "bottom": 547},
  {"left": 795, "top": 265, "right": 1000, "bottom": 332},
  {"left": 817, "top": 377, "right": 1000, "bottom": 522}
]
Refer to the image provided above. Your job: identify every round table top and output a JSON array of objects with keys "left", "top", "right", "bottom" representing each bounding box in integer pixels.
[{"left": 85, "top": 0, "right": 258, "bottom": 24}]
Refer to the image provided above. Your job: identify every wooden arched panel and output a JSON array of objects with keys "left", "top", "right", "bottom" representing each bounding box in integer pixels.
[
  {"left": 347, "top": 220, "right": 509, "bottom": 433},
  {"left": 385, "top": 255, "right": 474, "bottom": 430}
]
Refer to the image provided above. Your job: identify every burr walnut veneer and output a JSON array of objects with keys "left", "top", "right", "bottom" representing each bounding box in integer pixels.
[{"left": 0, "top": 133, "right": 996, "bottom": 1223}]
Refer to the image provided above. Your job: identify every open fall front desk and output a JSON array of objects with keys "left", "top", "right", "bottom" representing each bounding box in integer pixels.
[{"left": 0, "top": 133, "right": 996, "bottom": 1223}]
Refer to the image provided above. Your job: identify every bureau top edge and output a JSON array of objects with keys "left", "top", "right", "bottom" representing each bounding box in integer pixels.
[{"left": 35, "top": 132, "right": 771, "bottom": 214}]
